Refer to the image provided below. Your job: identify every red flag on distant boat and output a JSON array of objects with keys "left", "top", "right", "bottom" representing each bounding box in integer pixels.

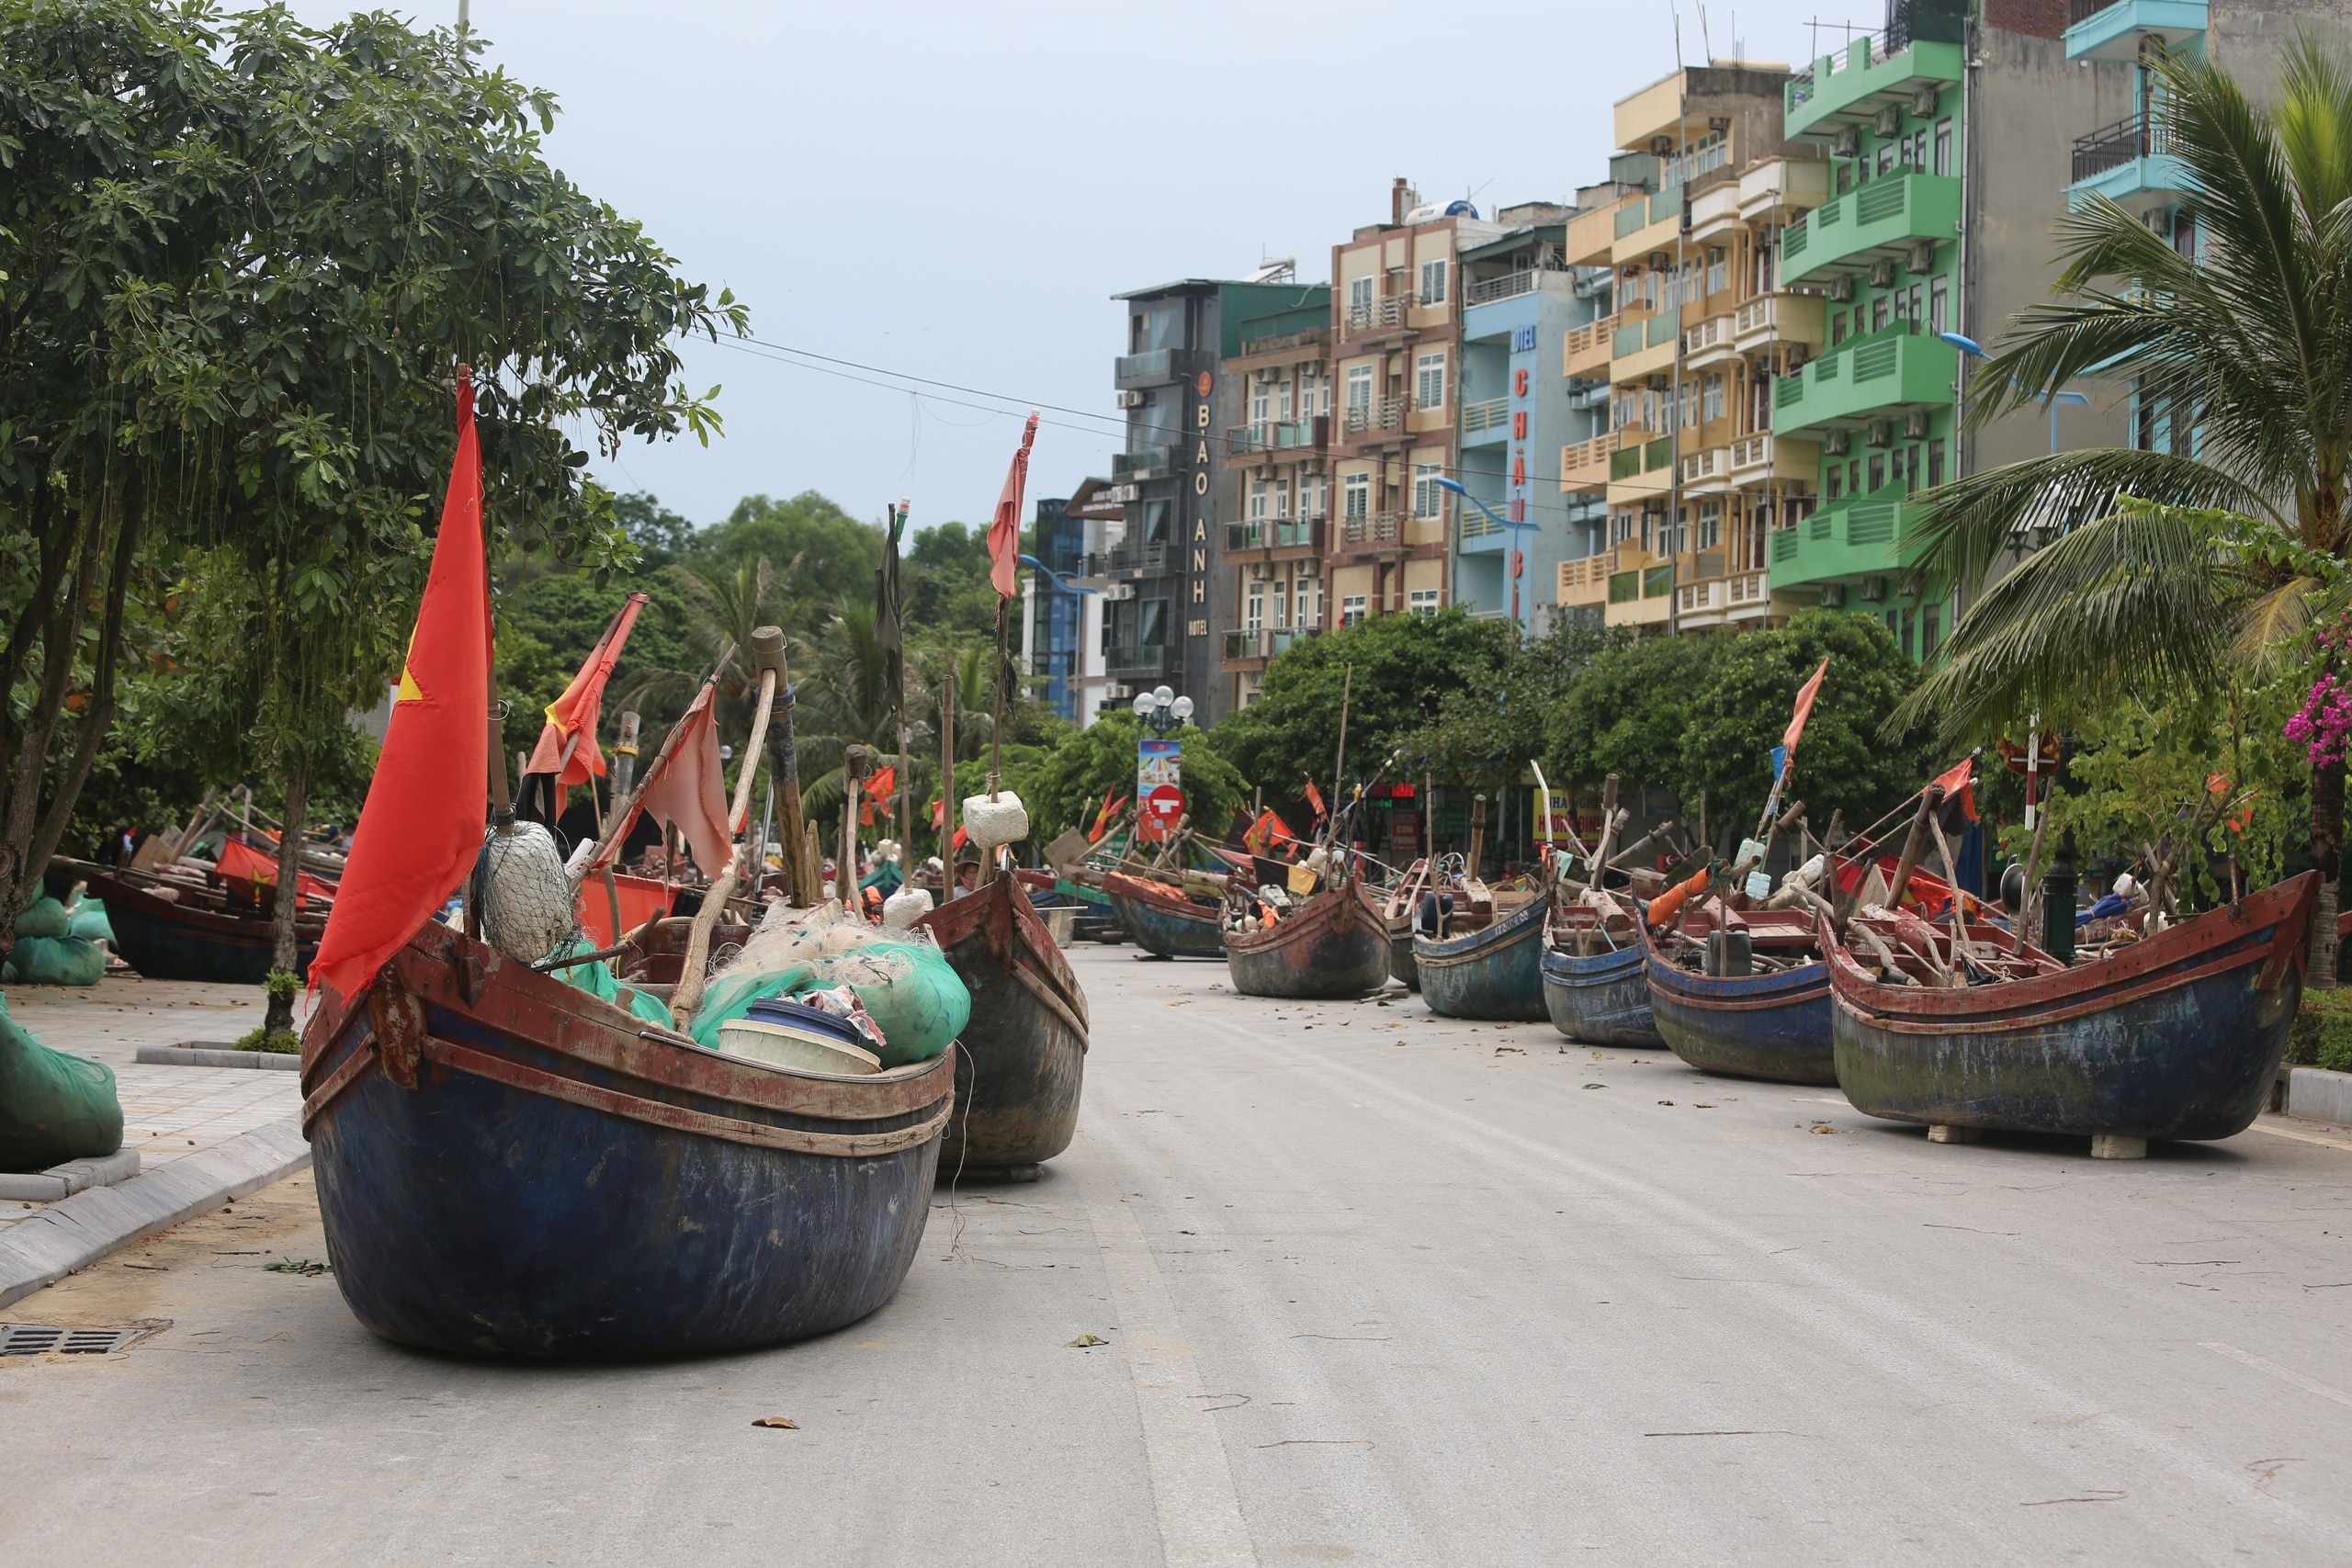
[
  {"left": 1782, "top": 657, "right": 1829, "bottom": 756},
  {"left": 1088, "top": 791, "right": 1127, "bottom": 843},
  {"left": 1304, "top": 778, "right": 1327, "bottom": 819},
  {"left": 634, "top": 681, "right": 733, "bottom": 878},
  {"left": 526, "top": 592, "right": 649, "bottom": 785},
  {"left": 216, "top": 836, "right": 333, "bottom": 904},
  {"left": 1931, "top": 755, "right": 1979, "bottom": 823},
  {"left": 988, "top": 412, "right": 1040, "bottom": 599},
  {"left": 310, "top": 371, "right": 492, "bottom": 999},
  {"left": 860, "top": 765, "right": 897, "bottom": 827}
]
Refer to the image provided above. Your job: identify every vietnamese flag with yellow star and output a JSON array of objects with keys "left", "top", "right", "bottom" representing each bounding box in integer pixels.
[{"left": 310, "top": 373, "right": 491, "bottom": 1000}]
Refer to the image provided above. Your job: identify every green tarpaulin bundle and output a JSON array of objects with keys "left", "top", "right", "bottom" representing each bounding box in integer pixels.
[
  {"left": 688, "top": 902, "right": 967, "bottom": 1068},
  {"left": 547, "top": 936, "right": 675, "bottom": 1029},
  {"left": 2, "top": 936, "right": 106, "bottom": 987},
  {"left": 0, "top": 990, "right": 124, "bottom": 1171},
  {"left": 13, "top": 896, "right": 69, "bottom": 939},
  {"left": 68, "top": 898, "right": 114, "bottom": 945}
]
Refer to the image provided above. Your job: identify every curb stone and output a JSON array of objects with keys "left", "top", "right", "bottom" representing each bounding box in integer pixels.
[
  {"left": 0, "top": 1118, "right": 310, "bottom": 1310},
  {"left": 134, "top": 1044, "right": 300, "bottom": 1071}
]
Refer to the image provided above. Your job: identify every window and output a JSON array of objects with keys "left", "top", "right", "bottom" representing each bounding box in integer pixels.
[
  {"left": 1276, "top": 379, "right": 1294, "bottom": 421},
  {"left": 1871, "top": 295, "right": 1890, "bottom": 333},
  {"left": 1271, "top": 574, "right": 1289, "bottom": 626},
  {"left": 1295, "top": 578, "right": 1320, "bottom": 630},
  {"left": 1416, "top": 353, "right": 1447, "bottom": 411},
  {"left": 1921, "top": 604, "right": 1940, "bottom": 660},
  {"left": 1928, "top": 276, "right": 1949, "bottom": 336},
  {"left": 1831, "top": 311, "right": 1849, "bottom": 348},
  {"left": 1419, "top": 258, "right": 1448, "bottom": 306},
  {"left": 1143, "top": 498, "right": 1173, "bottom": 544},
  {"left": 1139, "top": 599, "right": 1168, "bottom": 648},
  {"left": 1611, "top": 510, "right": 1637, "bottom": 546},
  {"left": 1867, "top": 454, "right": 1886, "bottom": 493},
  {"left": 1245, "top": 582, "right": 1265, "bottom": 629},
  {"left": 1408, "top": 587, "right": 1442, "bottom": 615},
  {"left": 1932, "top": 119, "right": 1953, "bottom": 177},
  {"left": 1349, "top": 276, "right": 1374, "bottom": 313},
  {"left": 1412, "top": 464, "right": 1444, "bottom": 519},
  {"left": 1826, "top": 466, "right": 1845, "bottom": 502},
  {"left": 1303, "top": 476, "right": 1327, "bottom": 519},
  {"left": 1697, "top": 501, "right": 1722, "bottom": 551},
  {"left": 1343, "top": 472, "right": 1370, "bottom": 519},
  {"left": 1347, "top": 364, "right": 1374, "bottom": 412},
  {"left": 1247, "top": 479, "right": 1267, "bottom": 522},
  {"left": 1927, "top": 437, "right": 1947, "bottom": 488},
  {"left": 1679, "top": 379, "right": 1699, "bottom": 431},
  {"left": 1251, "top": 380, "right": 1271, "bottom": 423},
  {"left": 1702, "top": 372, "right": 1724, "bottom": 423},
  {"left": 1706, "top": 247, "right": 1728, "bottom": 297},
  {"left": 1340, "top": 594, "right": 1367, "bottom": 627},
  {"left": 1876, "top": 142, "right": 1896, "bottom": 176},
  {"left": 1272, "top": 479, "right": 1290, "bottom": 518},
  {"left": 1837, "top": 163, "right": 1855, "bottom": 196}
]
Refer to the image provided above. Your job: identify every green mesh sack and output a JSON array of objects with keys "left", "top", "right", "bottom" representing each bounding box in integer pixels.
[
  {"left": 547, "top": 937, "right": 674, "bottom": 1029},
  {"left": 688, "top": 938, "right": 966, "bottom": 1068},
  {"left": 68, "top": 898, "right": 115, "bottom": 944},
  {"left": 13, "top": 896, "right": 69, "bottom": 940},
  {"left": 4, "top": 936, "right": 105, "bottom": 987},
  {"left": 0, "top": 990, "right": 124, "bottom": 1170}
]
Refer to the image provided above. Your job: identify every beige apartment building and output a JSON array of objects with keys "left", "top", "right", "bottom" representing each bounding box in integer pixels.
[
  {"left": 1324, "top": 182, "right": 1503, "bottom": 626},
  {"left": 1555, "top": 63, "right": 1826, "bottom": 634},
  {"left": 1216, "top": 283, "right": 1332, "bottom": 711}
]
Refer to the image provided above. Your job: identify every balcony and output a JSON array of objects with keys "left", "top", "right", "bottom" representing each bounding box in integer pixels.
[
  {"left": 1222, "top": 626, "right": 1312, "bottom": 665},
  {"left": 1465, "top": 266, "right": 1568, "bottom": 306},
  {"left": 1340, "top": 510, "right": 1406, "bottom": 549},
  {"left": 1458, "top": 499, "right": 1509, "bottom": 544},
  {"left": 1679, "top": 446, "right": 1732, "bottom": 494},
  {"left": 1566, "top": 194, "right": 1642, "bottom": 267},
  {"left": 1604, "top": 556, "right": 1677, "bottom": 628},
  {"left": 1562, "top": 428, "right": 1638, "bottom": 492},
  {"left": 1105, "top": 643, "right": 1172, "bottom": 679},
  {"left": 1767, "top": 494, "right": 1925, "bottom": 591},
  {"left": 1342, "top": 294, "right": 1411, "bottom": 337},
  {"left": 1112, "top": 445, "right": 1173, "bottom": 480},
  {"left": 1556, "top": 551, "right": 1612, "bottom": 607},
  {"left": 1080, "top": 541, "right": 1173, "bottom": 579},
  {"left": 1225, "top": 514, "right": 1323, "bottom": 555},
  {"left": 1727, "top": 433, "right": 1821, "bottom": 485},
  {"left": 1611, "top": 307, "right": 1684, "bottom": 381},
  {"left": 1114, "top": 348, "right": 1174, "bottom": 386},
  {"left": 1607, "top": 434, "right": 1676, "bottom": 485},
  {"left": 1563, "top": 313, "right": 1620, "bottom": 379},
  {"left": 1738, "top": 156, "right": 1834, "bottom": 224},
  {"left": 1773, "top": 328, "right": 1956, "bottom": 435},
  {"left": 1780, "top": 172, "right": 1962, "bottom": 287},
  {"left": 1783, "top": 17, "right": 1965, "bottom": 141},
  {"left": 2071, "top": 108, "right": 2188, "bottom": 203},
  {"left": 1682, "top": 312, "right": 1737, "bottom": 371},
  {"left": 1462, "top": 396, "right": 1512, "bottom": 441},
  {"left": 1342, "top": 396, "right": 1408, "bottom": 439},
  {"left": 1226, "top": 418, "right": 1326, "bottom": 457},
  {"left": 2064, "top": 1, "right": 2206, "bottom": 62},
  {"left": 1612, "top": 186, "right": 1685, "bottom": 265},
  {"left": 1733, "top": 292, "right": 1826, "bottom": 356}
]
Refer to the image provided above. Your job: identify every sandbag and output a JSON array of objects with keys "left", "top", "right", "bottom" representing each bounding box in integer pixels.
[
  {"left": 0, "top": 990, "right": 124, "bottom": 1170},
  {"left": 14, "top": 896, "right": 70, "bottom": 940},
  {"left": 690, "top": 901, "right": 967, "bottom": 1067},
  {"left": 68, "top": 898, "right": 115, "bottom": 945},
  {"left": 3, "top": 936, "right": 106, "bottom": 987},
  {"left": 547, "top": 936, "right": 674, "bottom": 1029}
]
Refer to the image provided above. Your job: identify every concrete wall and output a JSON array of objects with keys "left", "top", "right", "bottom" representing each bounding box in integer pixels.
[{"left": 2211, "top": 0, "right": 2352, "bottom": 107}]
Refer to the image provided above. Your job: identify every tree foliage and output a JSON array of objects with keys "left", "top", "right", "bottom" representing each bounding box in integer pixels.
[{"left": 1019, "top": 712, "right": 1249, "bottom": 847}]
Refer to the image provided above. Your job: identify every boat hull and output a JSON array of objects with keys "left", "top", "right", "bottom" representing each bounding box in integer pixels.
[
  {"left": 1830, "top": 874, "right": 2317, "bottom": 1141},
  {"left": 917, "top": 877, "right": 1089, "bottom": 1170},
  {"left": 1104, "top": 883, "right": 1226, "bottom": 959},
  {"left": 1416, "top": 893, "right": 1550, "bottom": 1021},
  {"left": 1386, "top": 923, "right": 1419, "bottom": 990},
  {"left": 84, "top": 869, "right": 320, "bottom": 986},
  {"left": 1542, "top": 942, "right": 1665, "bottom": 1046},
  {"left": 299, "top": 922, "right": 952, "bottom": 1359},
  {"left": 1224, "top": 878, "right": 1391, "bottom": 999},
  {"left": 1645, "top": 924, "right": 1834, "bottom": 1084}
]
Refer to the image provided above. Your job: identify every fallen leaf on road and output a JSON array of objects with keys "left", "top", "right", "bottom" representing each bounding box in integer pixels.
[
  {"left": 1812, "top": 1123, "right": 1837, "bottom": 1134},
  {"left": 1695, "top": 1103, "right": 1715, "bottom": 1109},
  {"left": 752, "top": 1417, "right": 799, "bottom": 1429},
  {"left": 1658, "top": 1100, "right": 1675, "bottom": 1106},
  {"left": 1496, "top": 1046, "right": 1522, "bottom": 1055},
  {"left": 1584, "top": 1083, "right": 1607, "bottom": 1089},
  {"left": 1068, "top": 1334, "right": 1108, "bottom": 1348},
  {"left": 1167, "top": 1000, "right": 1191, "bottom": 1007},
  {"left": 121, "top": 1261, "right": 168, "bottom": 1271},
  {"left": 265, "top": 1258, "right": 331, "bottom": 1276}
]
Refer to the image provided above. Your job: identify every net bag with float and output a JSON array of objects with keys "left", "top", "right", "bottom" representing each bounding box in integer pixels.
[{"left": 687, "top": 900, "right": 967, "bottom": 1068}]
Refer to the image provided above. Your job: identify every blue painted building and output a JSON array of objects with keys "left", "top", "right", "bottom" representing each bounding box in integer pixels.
[{"left": 1027, "top": 497, "right": 1085, "bottom": 721}]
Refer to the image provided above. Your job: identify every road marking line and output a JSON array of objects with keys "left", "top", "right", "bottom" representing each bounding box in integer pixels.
[
  {"left": 2201, "top": 1341, "right": 2352, "bottom": 1413},
  {"left": 1080, "top": 1162, "right": 1259, "bottom": 1568},
  {"left": 2242, "top": 1119, "right": 2352, "bottom": 1153}
]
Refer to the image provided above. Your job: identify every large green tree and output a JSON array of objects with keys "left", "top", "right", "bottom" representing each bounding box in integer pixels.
[{"left": 1897, "top": 42, "right": 2352, "bottom": 977}]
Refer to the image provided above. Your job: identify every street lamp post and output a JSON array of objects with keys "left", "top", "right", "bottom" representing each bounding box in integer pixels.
[
  {"left": 1433, "top": 477, "right": 1533, "bottom": 631},
  {"left": 1939, "top": 333, "right": 2089, "bottom": 456},
  {"left": 1133, "top": 684, "right": 1193, "bottom": 735}
]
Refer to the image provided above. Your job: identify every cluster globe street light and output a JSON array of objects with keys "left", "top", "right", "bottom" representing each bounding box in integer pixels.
[{"left": 1134, "top": 684, "right": 1193, "bottom": 735}]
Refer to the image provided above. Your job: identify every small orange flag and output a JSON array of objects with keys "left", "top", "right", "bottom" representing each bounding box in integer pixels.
[{"left": 526, "top": 592, "right": 649, "bottom": 785}]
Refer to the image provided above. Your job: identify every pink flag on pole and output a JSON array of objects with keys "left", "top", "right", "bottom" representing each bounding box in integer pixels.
[
  {"left": 988, "top": 412, "right": 1040, "bottom": 599},
  {"left": 1781, "top": 658, "right": 1830, "bottom": 756}
]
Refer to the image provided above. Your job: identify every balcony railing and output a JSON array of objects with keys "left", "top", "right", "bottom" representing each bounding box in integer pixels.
[
  {"left": 2066, "top": 0, "right": 2119, "bottom": 24},
  {"left": 1342, "top": 396, "right": 1408, "bottom": 437},
  {"left": 1341, "top": 510, "right": 1404, "bottom": 547},
  {"left": 1729, "top": 434, "right": 1778, "bottom": 473},
  {"left": 1104, "top": 643, "right": 1170, "bottom": 678},
  {"left": 2073, "top": 108, "right": 2167, "bottom": 183},
  {"left": 1227, "top": 418, "right": 1325, "bottom": 457},
  {"left": 1786, "top": 1, "right": 1966, "bottom": 112},
  {"left": 1225, "top": 514, "right": 1324, "bottom": 553},
  {"left": 1112, "top": 445, "right": 1172, "bottom": 479},
  {"left": 1683, "top": 313, "right": 1733, "bottom": 359},
  {"left": 1222, "top": 626, "right": 1314, "bottom": 662},
  {"left": 1563, "top": 428, "right": 1639, "bottom": 479},
  {"left": 1080, "top": 542, "right": 1170, "bottom": 577},
  {"left": 1459, "top": 502, "right": 1507, "bottom": 539},
  {"left": 1114, "top": 348, "right": 1173, "bottom": 383},
  {"left": 1462, "top": 397, "right": 1511, "bottom": 435},
  {"left": 1679, "top": 446, "right": 1729, "bottom": 487},
  {"left": 1557, "top": 552, "right": 1613, "bottom": 604},
  {"left": 1344, "top": 295, "right": 1410, "bottom": 333}
]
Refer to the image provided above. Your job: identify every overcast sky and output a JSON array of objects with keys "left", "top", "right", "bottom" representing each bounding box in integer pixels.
[{"left": 289, "top": 0, "right": 1860, "bottom": 533}]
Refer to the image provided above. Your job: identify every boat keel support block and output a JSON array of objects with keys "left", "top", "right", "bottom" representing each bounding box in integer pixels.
[
  {"left": 1926, "top": 1124, "right": 1981, "bottom": 1145},
  {"left": 2089, "top": 1134, "right": 2148, "bottom": 1160}
]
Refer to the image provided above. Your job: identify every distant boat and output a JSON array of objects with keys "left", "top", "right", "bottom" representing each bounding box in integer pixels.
[
  {"left": 1224, "top": 874, "right": 1391, "bottom": 999},
  {"left": 1828, "top": 872, "right": 2317, "bottom": 1145},
  {"left": 1375, "top": 860, "right": 1432, "bottom": 989},
  {"left": 70, "top": 862, "right": 323, "bottom": 986},
  {"left": 917, "top": 873, "right": 1089, "bottom": 1176},
  {"left": 1541, "top": 893, "right": 1664, "bottom": 1046},
  {"left": 1102, "top": 870, "right": 1225, "bottom": 959},
  {"left": 1416, "top": 886, "right": 1551, "bottom": 1021},
  {"left": 300, "top": 919, "right": 953, "bottom": 1358},
  {"left": 1641, "top": 904, "right": 1834, "bottom": 1084}
]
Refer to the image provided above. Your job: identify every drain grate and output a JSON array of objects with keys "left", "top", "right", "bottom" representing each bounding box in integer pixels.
[{"left": 0, "top": 1321, "right": 166, "bottom": 1356}]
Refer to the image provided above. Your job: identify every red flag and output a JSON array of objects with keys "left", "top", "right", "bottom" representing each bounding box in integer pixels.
[
  {"left": 1781, "top": 657, "right": 1830, "bottom": 755},
  {"left": 526, "top": 592, "right": 649, "bottom": 785},
  {"left": 1931, "top": 756, "right": 1978, "bottom": 822},
  {"left": 1088, "top": 792, "right": 1128, "bottom": 843},
  {"left": 1304, "top": 778, "right": 1327, "bottom": 819},
  {"left": 989, "top": 412, "right": 1040, "bottom": 599},
  {"left": 860, "top": 764, "right": 897, "bottom": 828},
  {"left": 310, "top": 373, "right": 491, "bottom": 999},
  {"left": 216, "top": 837, "right": 333, "bottom": 904},
  {"left": 631, "top": 680, "right": 734, "bottom": 879},
  {"left": 931, "top": 796, "right": 945, "bottom": 829}
]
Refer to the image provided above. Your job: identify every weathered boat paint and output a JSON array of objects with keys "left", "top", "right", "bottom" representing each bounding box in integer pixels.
[
  {"left": 298, "top": 919, "right": 951, "bottom": 1359},
  {"left": 1386, "top": 921, "right": 1419, "bottom": 991},
  {"left": 1376, "top": 862, "right": 1430, "bottom": 990},
  {"left": 80, "top": 867, "right": 322, "bottom": 986},
  {"left": 1829, "top": 873, "right": 2318, "bottom": 1142},
  {"left": 1641, "top": 911, "right": 1834, "bottom": 1084},
  {"left": 1417, "top": 890, "right": 1551, "bottom": 1021},
  {"left": 1541, "top": 897, "right": 1664, "bottom": 1046},
  {"left": 1102, "top": 873, "right": 1226, "bottom": 960},
  {"left": 1224, "top": 876, "right": 1391, "bottom": 999},
  {"left": 916, "top": 874, "right": 1089, "bottom": 1171}
]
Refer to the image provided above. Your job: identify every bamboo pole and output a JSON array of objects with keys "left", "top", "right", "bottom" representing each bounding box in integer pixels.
[
  {"left": 1883, "top": 785, "right": 1946, "bottom": 915},
  {"left": 573, "top": 641, "right": 735, "bottom": 881},
  {"left": 752, "top": 626, "right": 812, "bottom": 908},
  {"left": 669, "top": 637, "right": 786, "bottom": 1029}
]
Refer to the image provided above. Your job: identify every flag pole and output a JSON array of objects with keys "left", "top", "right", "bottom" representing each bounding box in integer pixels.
[{"left": 573, "top": 641, "right": 735, "bottom": 882}]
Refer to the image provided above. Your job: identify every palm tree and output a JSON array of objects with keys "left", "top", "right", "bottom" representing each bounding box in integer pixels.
[{"left": 1899, "top": 39, "right": 2352, "bottom": 979}]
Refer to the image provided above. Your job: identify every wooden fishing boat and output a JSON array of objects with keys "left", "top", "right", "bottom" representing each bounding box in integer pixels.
[
  {"left": 73, "top": 863, "right": 324, "bottom": 986},
  {"left": 1377, "top": 860, "right": 1433, "bottom": 990},
  {"left": 915, "top": 874, "right": 1089, "bottom": 1175},
  {"left": 1223, "top": 874, "right": 1391, "bottom": 999},
  {"left": 1641, "top": 903, "right": 1834, "bottom": 1083},
  {"left": 1541, "top": 894, "right": 1665, "bottom": 1046},
  {"left": 1102, "top": 870, "right": 1226, "bottom": 959},
  {"left": 299, "top": 919, "right": 954, "bottom": 1358},
  {"left": 1417, "top": 886, "right": 1551, "bottom": 1021},
  {"left": 1828, "top": 872, "right": 2318, "bottom": 1146}
]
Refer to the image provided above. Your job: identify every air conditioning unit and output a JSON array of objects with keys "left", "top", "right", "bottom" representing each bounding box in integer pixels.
[
  {"left": 1873, "top": 103, "right": 1904, "bottom": 138},
  {"left": 1102, "top": 582, "right": 1136, "bottom": 602},
  {"left": 1102, "top": 683, "right": 1132, "bottom": 700},
  {"left": 1904, "top": 409, "right": 1931, "bottom": 440},
  {"left": 1828, "top": 276, "right": 1857, "bottom": 303},
  {"left": 1248, "top": 562, "right": 1272, "bottom": 581},
  {"left": 1905, "top": 240, "right": 1938, "bottom": 275},
  {"left": 1297, "top": 559, "right": 1321, "bottom": 579},
  {"left": 1866, "top": 419, "right": 1894, "bottom": 448},
  {"left": 1911, "top": 85, "right": 1941, "bottom": 118},
  {"left": 1818, "top": 583, "right": 1847, "bottom": 609},
  {"left": 1256, "top": 465, "right": 1274, "bottom": 481},
  {"left": 1833, "top": 125, "right": 1861, "bottom": 159},
  {"left": 1860, "top": 576, "right": 1888, "bottom": 603},
  {"left": 1869, "top": 256, "right": 1898, "bottom": 288},
  {"left": 1115, "top": 389, "right": 1144, "bottom": 409},
  {"left": 1823, "top": 428, "right": 1851, "bottom": 456}
]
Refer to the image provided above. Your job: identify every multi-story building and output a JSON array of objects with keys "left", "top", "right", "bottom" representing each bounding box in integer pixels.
[
  {"left": 1057, "top": 477, "right": 1125, "bottom": 728},
  {"left": 1554, "top": 62, "right": 1810, "bottom": 637},
  {"left": 1091, "top": 276, "right": 1319, "bottom": 725},
  {"left": 1216, "top": 281, "right": 1331, "bottom": 711},
  {"left": 1325, "top": 183, "right": 1504, "bottom": 626},
  {"left": 1024, "top": 497, "right": 1084, "bottom": 722},
  {"left": 1453, "top": 204, "right": 1600, "bottom": 630}
]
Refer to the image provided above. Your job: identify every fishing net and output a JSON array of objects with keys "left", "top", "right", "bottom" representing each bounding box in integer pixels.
[
  {"left": 67, "top": 898, "right": 114, "bottom": 945},
  {"left": 479, "top": 821, "right": 575, "bottom": 965},
  {"left": 3, "top": 936, "right": 105, "bottom": 987},
  {"left": 13, "top": 896, "right": 69, "bottom": 940},
  {"left": 0, "top": 990, "right": 122, "bottom": 1169},
  {"left": 689, "top": 899, "right": 967, "bottom": 1067}
]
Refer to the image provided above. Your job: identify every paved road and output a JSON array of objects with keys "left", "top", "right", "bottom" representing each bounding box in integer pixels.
[{"left": 6, "top": 944, "right": 2352, "bottom": 1566}]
